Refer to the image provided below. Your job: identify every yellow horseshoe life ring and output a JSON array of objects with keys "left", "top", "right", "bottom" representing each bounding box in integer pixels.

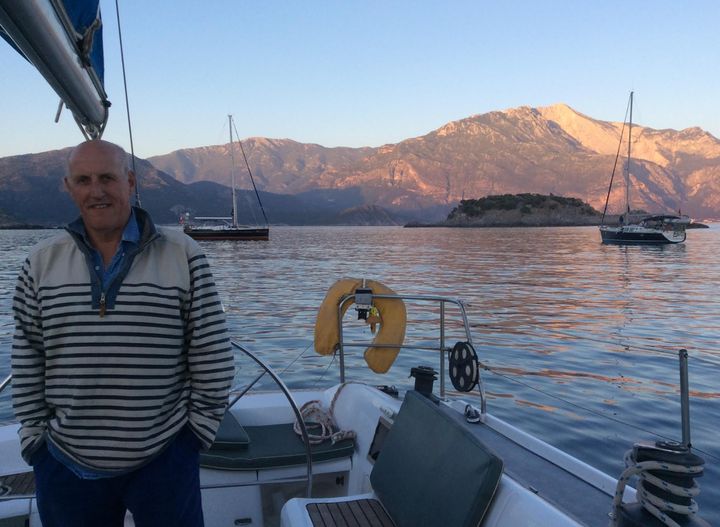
[{"left": 314, "top": 278, "right": 407, "bottom": 374}]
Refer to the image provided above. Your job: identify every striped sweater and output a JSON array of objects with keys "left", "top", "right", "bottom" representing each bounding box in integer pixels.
[{"left": 12, "top": 208, "right": 235, "bottom": 472}]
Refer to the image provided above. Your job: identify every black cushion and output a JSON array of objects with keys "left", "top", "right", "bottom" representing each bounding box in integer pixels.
[
  {"left": 370, "top": 391, "right": 503, "bottom": 527},
  {"left": 200, "top": 422, "right": 355, "bottom": 470},
  {"left": 212, "top": 411, "right": 251, "bottom": 449}
]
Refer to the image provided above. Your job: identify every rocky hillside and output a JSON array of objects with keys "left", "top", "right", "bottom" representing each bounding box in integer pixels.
[
  {"left": 148, "top": 103, "right": 720, "bottom": 219},
  {"left": 3, "top": 103, "right": 720, "bottom": 225},
  {"left": 0, "top": 148, "right": 229, "bottom": 225},
  {"left": 0, "top": 150, "right": 413, "bottom": 226}
]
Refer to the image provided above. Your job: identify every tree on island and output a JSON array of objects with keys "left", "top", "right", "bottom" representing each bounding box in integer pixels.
[
  {"left": 448, "top": 193, "right": 600, "bottom": 220},
  {"left": 427, "top": 193, "right": 605, "bottom": 227}
]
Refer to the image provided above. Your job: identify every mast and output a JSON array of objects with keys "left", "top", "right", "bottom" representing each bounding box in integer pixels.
[
  {"left": 626, "top": 91, "right": 633, "bottom": 215},
  {"left": 229, "top": 115, "right": 238, "bottom": 227}
]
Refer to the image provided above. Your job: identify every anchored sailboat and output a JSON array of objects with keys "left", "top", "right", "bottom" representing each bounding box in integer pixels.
[
  {"left": 183, "top": 115, "right": 270, "bottom": 241},
  {"left": 599, "top": 92, "right": 690, "bottom": 245}
]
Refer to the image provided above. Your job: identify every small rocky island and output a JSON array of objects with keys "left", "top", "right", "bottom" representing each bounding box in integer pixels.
[{"left": 408, "top": 193, "right": 604, "bottom": 228}]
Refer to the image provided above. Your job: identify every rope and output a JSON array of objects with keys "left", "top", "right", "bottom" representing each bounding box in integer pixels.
[
  {"left": 79, "top": 16, "right": 102, "bottom": 64},
  {"left": 609, "top": 449, "right": 703, "bottom": 527},
  {"left": 278, "top": 342, "right": 313, "bottom": 375},
  {"left": 244, "top": 192, "right": 261, "bottom": 228},
  {"left": 114, "top": 0, "right": 141, "bottom": 206},
  {"left": 293, "top": 383, "right": 357, "bottom": 445},
  {"left": 231, "top": 119, "right": 269, "bottom": 226},
  {"left": 479, "top": 362, "right": 720, "bottom": 463},
  {"left": 313, "top": 353, "right": 337, "bottom": 388},
  {"left": 475, "top": 322, "right": 720, "bottom": 369},
  {"left": 601, "top": 97, "right": 631, "bottom": 224}
]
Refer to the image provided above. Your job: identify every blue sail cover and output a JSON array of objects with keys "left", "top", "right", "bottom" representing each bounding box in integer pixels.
[
  {"left": 0, "top": 0, "right": 108, "bottom": 136},
  {"left": 62, "top": 0, "right": 104, "bottom": 83},
  {"left": 1, "top": 1, "right": 103, "bottom": 83}
]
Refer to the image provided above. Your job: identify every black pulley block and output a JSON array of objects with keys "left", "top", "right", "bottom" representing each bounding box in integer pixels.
[{"left": 448, "top": 341, "right": 479, "bottom": 392}]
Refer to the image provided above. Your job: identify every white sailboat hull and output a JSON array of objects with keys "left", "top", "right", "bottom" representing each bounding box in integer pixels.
[{"left": 0, "top": 385, "right": 633, "bottom": 527}]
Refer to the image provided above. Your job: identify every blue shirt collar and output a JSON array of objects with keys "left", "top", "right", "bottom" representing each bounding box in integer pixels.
[
  {"left": 68, "top": 208, "right": 140, "bottom": 249},
  {"left": 122, "top": 208, "right": 141, "bottom": 245}
]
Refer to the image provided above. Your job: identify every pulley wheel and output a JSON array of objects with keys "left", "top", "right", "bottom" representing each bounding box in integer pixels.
[{"left": 448, "top": 341, "right": 479, "bottom": 392}]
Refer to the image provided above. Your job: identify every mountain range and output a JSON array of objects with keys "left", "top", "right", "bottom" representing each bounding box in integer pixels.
[{"left": 2, "top": 103, "right": 720, "bottom": 226}]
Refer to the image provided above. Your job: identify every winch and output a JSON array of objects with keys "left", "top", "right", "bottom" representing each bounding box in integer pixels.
[{"left": 611, "top": 350, "right": 710, "bottom": 527}]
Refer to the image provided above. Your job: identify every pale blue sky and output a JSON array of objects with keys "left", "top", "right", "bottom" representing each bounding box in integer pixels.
[{"left": 1, "top": 1, "right": 718, "bottom": 158}]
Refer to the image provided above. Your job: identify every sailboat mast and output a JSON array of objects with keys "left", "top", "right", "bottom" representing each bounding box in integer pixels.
[
  {"left": 626, "top": 91, "right": 633, "bottom": 215},
  {"left": 229, "top": 115, "right": 238, "bottom": 227}
]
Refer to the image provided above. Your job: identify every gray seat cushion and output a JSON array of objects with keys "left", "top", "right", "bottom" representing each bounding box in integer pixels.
[{"left": 370, "top": 391, "right": 503, "bottom": 527}]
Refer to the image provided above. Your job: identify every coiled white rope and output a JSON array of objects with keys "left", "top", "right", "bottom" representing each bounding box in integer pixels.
[
  {"left": 609, "top": 449, "right": 703, "bottom": 527},
  {"left": 293, "top": 383, "right": 357, "bottom": 445}
]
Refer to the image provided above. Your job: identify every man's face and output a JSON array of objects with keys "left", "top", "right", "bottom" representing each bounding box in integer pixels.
[{"left": 65, "top": 141, "right": 136, "bottom": 241}]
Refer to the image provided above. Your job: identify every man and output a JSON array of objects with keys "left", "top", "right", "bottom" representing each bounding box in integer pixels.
[{"left": 12, "top": 140, "right": 235, "bottom": 526}]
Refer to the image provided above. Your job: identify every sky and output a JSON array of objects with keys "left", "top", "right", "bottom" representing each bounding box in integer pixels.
[{"left": 1, "top": 0, "right": 719, "bottom": 159}]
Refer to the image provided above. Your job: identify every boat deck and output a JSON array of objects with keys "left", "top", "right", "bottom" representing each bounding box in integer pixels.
[
  {"left": 443, "top": 405, "right": 613, "bottom": 527},
  {"left": 306, "top": 499, "right": 393, "bottom": 527},
  {"left": 0, "top": 471, "right": 34, "bottom": 497}
]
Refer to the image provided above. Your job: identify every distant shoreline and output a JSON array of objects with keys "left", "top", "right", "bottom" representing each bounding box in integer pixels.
[
  {"left": 0, "top": 221, "right": 709, "bottom": 230},
  {"left": 0, "top": 224, "right": 56, "bottom": 230},
  {"left": 405, "top": 221, "right": 710, "bottom": 229},
  {"left": 404, "top": 220, "right": 599, "bottom": 228}
]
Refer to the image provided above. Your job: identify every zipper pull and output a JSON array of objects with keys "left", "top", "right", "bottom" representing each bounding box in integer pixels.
[{"left": 99, "top": 292, "right": 106, "bottom": 318}]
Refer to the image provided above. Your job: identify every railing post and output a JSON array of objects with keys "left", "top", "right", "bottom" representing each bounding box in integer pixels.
[
  {"left": 679, "top": 349, "right": 691, "bottom": 448},
  {"left": 337, "top": 298, "right": 347, "bottom": 383},
  {"left": 440, "top": 301, "right": 446, "bottom": 398}
]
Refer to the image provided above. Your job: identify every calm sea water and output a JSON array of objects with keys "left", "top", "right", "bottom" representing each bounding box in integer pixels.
[{"left": 0, "top": 225, "right": 718, "bottom": 524}]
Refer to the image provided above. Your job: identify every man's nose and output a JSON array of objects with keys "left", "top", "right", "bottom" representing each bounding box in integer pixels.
[{"left": 88, "top": 178, "right": 105, "bottom": 197}]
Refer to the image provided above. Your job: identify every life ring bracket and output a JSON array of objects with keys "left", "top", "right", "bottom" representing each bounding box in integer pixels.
[
  {"left": 314, "top": 279, "right": 485, "bottom": 412},
  {"left": 315, "top": 279, "right": 408, "bottom": 376}
]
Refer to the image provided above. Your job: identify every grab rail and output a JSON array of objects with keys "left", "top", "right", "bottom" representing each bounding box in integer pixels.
[
  {"left": 0, "top": 375, "right": 10, "bottom": 396},
  {"left": 230, "top": 342, "right": 314, "bottom": 499},
  {"left": 336, "top": 293, "right": 486, "bottom": 412}
]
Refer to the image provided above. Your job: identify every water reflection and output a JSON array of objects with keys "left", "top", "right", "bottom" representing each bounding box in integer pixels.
[{"left": 0, "top": 225, "right": 718, "bottom": 523}]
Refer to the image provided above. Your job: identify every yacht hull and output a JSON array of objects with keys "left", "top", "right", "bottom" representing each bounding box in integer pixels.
[
  {"left": 599, "top": 225, "right": 686, "bottom": 245},
  {"left": 183, "top": 226, "right": 269, "bottom": 241}
]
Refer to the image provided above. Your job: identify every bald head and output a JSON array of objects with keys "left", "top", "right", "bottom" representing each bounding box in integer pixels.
[{"left": 68, "top": 140, "right": 131, "bottom": 178}]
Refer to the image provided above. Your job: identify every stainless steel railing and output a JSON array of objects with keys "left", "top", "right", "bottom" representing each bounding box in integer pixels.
[
  {"left": 229, "top": 342, "right": 314, "bottom": 498},
  {"left": 0, "top": 375, "right": 10, "bottom": 396},
  {"left": 336, "top": 292, "right": 486, "bottom": 412}
]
